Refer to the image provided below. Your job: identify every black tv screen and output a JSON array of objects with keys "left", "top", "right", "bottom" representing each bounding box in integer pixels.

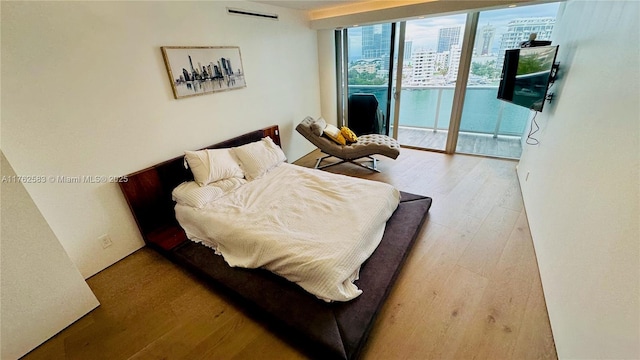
[{"left": 497, "top": 45, "right": 559, "bottom": 112}]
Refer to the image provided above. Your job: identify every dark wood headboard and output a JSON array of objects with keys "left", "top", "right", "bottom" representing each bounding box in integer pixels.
[{"left": 120, "top": 125, "right": 280, "bottom": 252}]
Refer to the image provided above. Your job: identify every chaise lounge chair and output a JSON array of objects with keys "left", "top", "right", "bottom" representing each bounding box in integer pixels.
[{"left": 296, "top": 116, "right": 400, "bottom": 172}]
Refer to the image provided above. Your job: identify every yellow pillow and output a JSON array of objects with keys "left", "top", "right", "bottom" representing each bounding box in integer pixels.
[
  {"left": 341, "top": 126, "right": 358, "bottom": 143},
  {"left": 323, "top": 124, "right": 347, "bottom": 145}
]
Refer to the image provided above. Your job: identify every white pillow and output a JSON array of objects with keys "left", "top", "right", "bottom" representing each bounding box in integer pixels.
[
  {"left": 184, "top": 148, "right": 244, "bottom": 187},
  {"left": 232, "top": 137, "right": 287, "bottom": 181},
  {"left": 172, "top": 178, "right": 246, "bottom": 208},
  {"left": 310, "top": 117, "right": 327, "bottom": 136}
]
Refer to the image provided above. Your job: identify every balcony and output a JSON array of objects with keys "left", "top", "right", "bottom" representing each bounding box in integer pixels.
[{"left": 348, "top": 85, "right": 531, "bottom": 159}]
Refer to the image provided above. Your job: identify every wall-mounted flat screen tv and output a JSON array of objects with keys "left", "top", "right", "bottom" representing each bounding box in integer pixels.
[{"left": 497, "top": 45, "right": 559, "bottom": 112}]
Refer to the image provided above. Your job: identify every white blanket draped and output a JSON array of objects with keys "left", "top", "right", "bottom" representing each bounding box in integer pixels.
[{"left": 175, "top": 163, "right": 400, "bottom": 302}]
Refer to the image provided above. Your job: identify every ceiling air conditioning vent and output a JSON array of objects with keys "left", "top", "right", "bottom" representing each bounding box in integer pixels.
[{"left": 227, "top": 8, "right": 279, "bottom": 20}]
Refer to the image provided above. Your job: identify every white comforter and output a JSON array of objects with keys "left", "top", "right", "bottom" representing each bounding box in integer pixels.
[{"left": 175, "top": 163, "right": 400, "bottom": 302}]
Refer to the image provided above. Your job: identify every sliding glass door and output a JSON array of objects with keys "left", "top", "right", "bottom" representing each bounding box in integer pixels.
[
  {"left": 395, "top": 14, "right": 467, "bottom": 151},
  {"left": 343, "top": 24, "right": 394, "bottom": 135}
]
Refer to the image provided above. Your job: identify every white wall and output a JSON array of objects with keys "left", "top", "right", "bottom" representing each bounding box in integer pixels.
[
  {"left": 517, "top": 1, "right": 639, "bottom": 358},
  {"left": 1, "top": 1, "right": 319, "bottom": 277},
  {"left": 1, "top": 152, "right": 100, "bottom": 359},
  {"left": 317, "top": 29, "right": 338, "bottom": 125}
]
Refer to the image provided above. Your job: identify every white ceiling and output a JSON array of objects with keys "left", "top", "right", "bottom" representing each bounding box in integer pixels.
[{"left": 252, "top": 0, "right": 367, "bottom": 11}]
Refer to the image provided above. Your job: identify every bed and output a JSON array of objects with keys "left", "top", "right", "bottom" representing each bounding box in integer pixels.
[{"left": 119, "top": 125, "right": 432, "bottom": 359}]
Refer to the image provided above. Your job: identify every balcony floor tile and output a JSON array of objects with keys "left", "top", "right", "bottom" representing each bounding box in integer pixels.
[{"left": 396, "top": 127, "right": 523, "bottom": 159}]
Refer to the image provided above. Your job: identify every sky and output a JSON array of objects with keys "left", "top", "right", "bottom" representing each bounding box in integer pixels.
[{"left": 348, "top": 2, "right": 561, "bottom": 59}]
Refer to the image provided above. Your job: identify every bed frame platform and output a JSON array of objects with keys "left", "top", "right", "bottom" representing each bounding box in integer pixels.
[{"left": 119, "top": 125, "right": 432, "bottom": 359}]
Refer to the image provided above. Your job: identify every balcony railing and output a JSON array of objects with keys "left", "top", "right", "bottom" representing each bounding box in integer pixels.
[{"left": 348, "top": 85, "right": 531, "bottom": 137}]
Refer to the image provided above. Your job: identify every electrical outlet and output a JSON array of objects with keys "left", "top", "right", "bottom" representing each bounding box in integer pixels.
[{"left": 99, "top": 234, "right": 113, "bottom": 249}]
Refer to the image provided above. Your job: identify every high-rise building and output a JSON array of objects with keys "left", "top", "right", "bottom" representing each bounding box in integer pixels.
[
  {"left": 210, "top": 62, "right": 222, "bottom": 78},
  {"left": 499, "top": 17, "right": 555, "bottom": 51},
  {"left": 362, "top": 24, "right": 391, "bottom": 60},
  {"left": 435, "top": 51, "right": 449, "bottom": 71},
  {"left": 410, "top": 49, "right": 436, "bottom": 86},
  {"left": 496, "top": 17, "right": 556, "bottom": 69},
  {"left": 437, "top": 26, "right": 461, "bottom": 53},
  {"left": 446, "top": 45, "right": 462, "bottom": 82},
  {"left": 220, "top": 58, "right": 233, "bottom": 76},
  {"left": 404, "top": 40, "right": 413, "bottom": 61},
  {"left": 479, "top": 23, "right": 496, "bottom": 55}
]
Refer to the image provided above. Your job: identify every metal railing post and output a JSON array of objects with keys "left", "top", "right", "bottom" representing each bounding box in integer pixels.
[
  {"left": 433, "top": 88, "right": 443, "bottom": 132},
  {"left": 493, "top": 100, "right": 505, "bottom": 138}
]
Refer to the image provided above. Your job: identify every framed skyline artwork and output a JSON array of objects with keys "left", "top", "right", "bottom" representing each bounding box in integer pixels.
[{"left": 161, "top": 46, "right": 246, "bottom": 99}]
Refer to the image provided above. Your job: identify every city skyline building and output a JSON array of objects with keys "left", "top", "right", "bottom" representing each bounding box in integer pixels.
[
  {"left": 495, "top": 17, "right": 556, "bottom": 69},
  {"left": 410, "top": 49, "right": 436, "bottom": 86},
  {"left": 479, "top": 23, "right": 496, "bottom": 55},
  {"left": 446, "top": 45, "right": 462, "bottom": 81},
  {"left": 435, "top": 51, "right": 449, "bottom": 71},
  {"left": 346, "top": 6, "right": 558, "bottom": 87},
  {"left": 362, "top": 24, "right": 391, "bottom": 60},
  {"left": 437, "top": 26, "right": 461, "bottom": 53},
  {"left": 499, "top": 17, "right": 556, "bottom": 51},
  {"left": 404, "top": 40, "right": 413, "bottom": 61}
]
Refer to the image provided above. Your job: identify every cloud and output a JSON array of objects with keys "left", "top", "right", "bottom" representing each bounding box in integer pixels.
[{"left": 406, "top": 14, "right": 466, "bottom": 50}]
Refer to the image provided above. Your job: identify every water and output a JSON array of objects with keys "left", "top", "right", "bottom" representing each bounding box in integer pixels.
[{"left": 348, "top": 86, "right": 531, "bottom": 136}]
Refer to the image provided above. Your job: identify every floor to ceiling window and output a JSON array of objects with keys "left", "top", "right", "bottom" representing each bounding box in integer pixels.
[
  {"left": 343, "top": 23, "right": 394, "bottom": 135},
  {"left": 395, "top": 14, "right": 467, "bottom": 151},
  {"left": 457, "top": 3, "right": 559, "bottom": 158},
  {"left": 336, "top": 2, "right": 560, "bottom": 159}
]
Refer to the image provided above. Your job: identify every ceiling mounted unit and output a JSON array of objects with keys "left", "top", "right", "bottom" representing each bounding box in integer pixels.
[{"left": 227, "top": 7, "right": 279, "bottom": 20}]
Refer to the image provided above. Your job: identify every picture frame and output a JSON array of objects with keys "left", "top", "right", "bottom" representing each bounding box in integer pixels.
[{"left": 161, "top": 46, "right": 246, "bottom": 99}]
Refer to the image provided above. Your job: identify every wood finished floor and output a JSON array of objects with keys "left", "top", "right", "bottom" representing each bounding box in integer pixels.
[{"left": 22, "top": 148, "right": 557, "bottom": 360}]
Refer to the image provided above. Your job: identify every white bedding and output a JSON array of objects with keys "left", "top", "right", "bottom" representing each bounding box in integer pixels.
[{"left": 175, "top": 163, "right": 400, "bottom": 302}]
